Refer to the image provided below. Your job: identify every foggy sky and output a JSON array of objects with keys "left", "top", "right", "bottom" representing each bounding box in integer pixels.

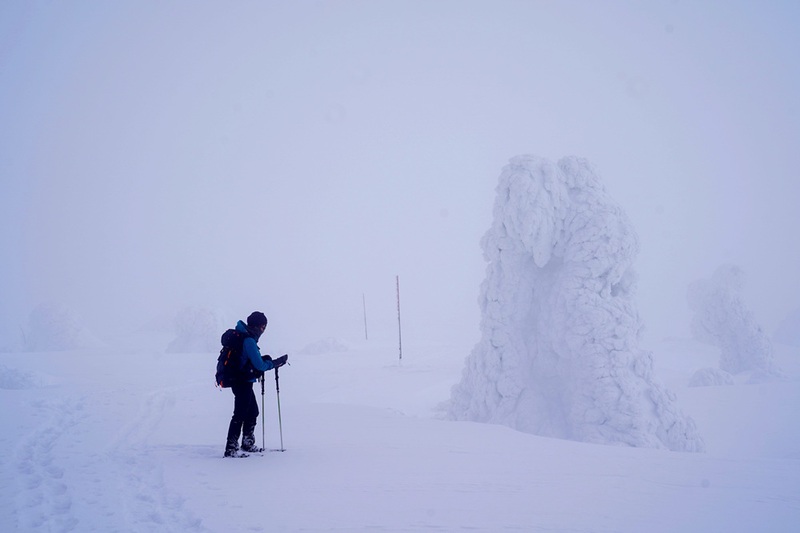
[{"left": 2, "top": 1, "right": 799, "bottom": 352}]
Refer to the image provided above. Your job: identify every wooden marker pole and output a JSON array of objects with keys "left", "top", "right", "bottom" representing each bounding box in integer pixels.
[
  {"left": 396, "top": 275, "right": 403, "bottom": 362},
  {"left": 362, "top": 293, "right": 368, "bottom": 341}
]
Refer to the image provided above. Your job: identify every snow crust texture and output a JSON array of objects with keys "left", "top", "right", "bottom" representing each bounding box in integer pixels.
[
  {"left": 0, "top": 364, "right": 43, "bottom": 389},
  {"left": 448, "top": 155, "right": 704, "bottom": 452},
  {"left": 687, "top": 265, "right": 781, "bottom": 378}
]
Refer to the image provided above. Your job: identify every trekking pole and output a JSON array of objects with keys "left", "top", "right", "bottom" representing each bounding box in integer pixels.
[
  {"left": 275, "top": 366, "right": 285, "bottom": 451},
  {"left": 260, "top": 374, "right": 266, "bottom": 451}
]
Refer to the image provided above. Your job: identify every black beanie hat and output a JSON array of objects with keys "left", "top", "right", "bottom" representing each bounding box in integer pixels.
[{"left": 247, "top": 311, "right": 268, "bottom": 329}]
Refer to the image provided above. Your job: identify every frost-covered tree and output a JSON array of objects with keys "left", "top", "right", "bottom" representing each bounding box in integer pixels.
[
  {"left": 298, "top": 337, "right": 350, "bottom": 355},
  {"left": 447, "top": 155, "right": 703, "bottom": 452},
  {"left": 688, "top": 367, "right": 734, "bottom": 388},
  {"left": 687, "top": 265, "right": 779, "bottom": 378},
  {"left": 166, "top": 306, "right": 227, "bottom": 353},
  {"left": 773, "top": 307, "right": 800, "bottom": 347},
  {"left": 24, "top": 302, "right": 102, "bottom": 351}
]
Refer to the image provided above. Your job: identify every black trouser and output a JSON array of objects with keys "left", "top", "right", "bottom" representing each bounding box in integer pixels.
[{"left": 226, "top": 381, "right": 260, "bottom": 450}]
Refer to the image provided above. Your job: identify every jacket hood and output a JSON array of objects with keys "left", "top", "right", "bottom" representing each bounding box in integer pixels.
[{"left": 236, "top": 320, "right": 262, "bottom": 341}]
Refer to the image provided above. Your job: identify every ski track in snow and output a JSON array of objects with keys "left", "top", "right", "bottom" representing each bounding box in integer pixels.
[
  {"left": 13, "top": 396, "right": 85, "bottom": 532},
  {"left": 13, "top": 388, "right": 206, "bottom": 532},
  {"left": 107, "top": 388, "right": 205, "bottom": 532}
]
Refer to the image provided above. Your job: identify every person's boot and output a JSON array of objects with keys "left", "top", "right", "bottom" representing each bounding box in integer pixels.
[
  {"left": 241, "top": 420, "right": 263, "bottom": 453},
  {"left": 224, "top": 418, "right": 243, "bottom": 457}
]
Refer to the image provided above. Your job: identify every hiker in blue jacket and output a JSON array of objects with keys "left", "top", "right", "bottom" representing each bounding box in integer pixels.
[{"left": 225, "top": 311, "right": 288, "bottom": 457}]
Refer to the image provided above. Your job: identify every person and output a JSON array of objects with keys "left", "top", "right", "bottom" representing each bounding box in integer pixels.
[{"left": 224, "top": 311, "right": 288, "bottom": 457}]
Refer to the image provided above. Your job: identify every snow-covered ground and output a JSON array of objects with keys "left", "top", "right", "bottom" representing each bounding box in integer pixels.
[{"left": 1, "top": 335, "right": 798, "bottom": 532}]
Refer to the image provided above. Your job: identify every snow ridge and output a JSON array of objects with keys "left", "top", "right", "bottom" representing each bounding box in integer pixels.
[{"left": 447, "top": 155, "right": 704, "bottom": 451}]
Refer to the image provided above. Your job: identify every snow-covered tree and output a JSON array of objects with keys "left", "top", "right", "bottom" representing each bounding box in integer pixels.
[
  {"left": 298, "top": 337, "right": 350, "bottom": 355},
  {"left": 24, "top": 302, "right": 102, "bottom": 351},
  {"left": 687, "top": 265, "right": 780, "bottom": 378},
  {"left": 774, "top": 307, "right": 800, "bottom": 347},
  {"left": 166, "top": 306, "right": 227, "bottom": 353},
  {"left": 688, "top": 367, "right": 734, "bottom": 387},
  {"left": 447, "top": 155, "right": 703, "bottom": 452}
]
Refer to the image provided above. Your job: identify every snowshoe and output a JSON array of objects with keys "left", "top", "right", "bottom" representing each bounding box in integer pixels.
[{"left": 224, "top": 449, "right": 250, "bottom": 458}]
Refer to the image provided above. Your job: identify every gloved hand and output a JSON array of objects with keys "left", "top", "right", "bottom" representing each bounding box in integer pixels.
[
  {"left": 261, "top": 354, "right": 273, "bottom": 363},
  {"left": 272, "top": 354, "right": 288, "bottom": 369}
]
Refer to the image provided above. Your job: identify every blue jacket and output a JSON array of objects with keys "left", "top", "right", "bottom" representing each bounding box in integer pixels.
[{"left": 235, "top": 320, "right": 275, "bottom": 382}]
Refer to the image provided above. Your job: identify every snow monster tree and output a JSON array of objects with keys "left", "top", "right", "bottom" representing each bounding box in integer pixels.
[
  {"left": 687, "top": 264, "right": 781, "bottom": 380},
  {"left": 447, "top": 156, "right": 703, "bottom": 452}
]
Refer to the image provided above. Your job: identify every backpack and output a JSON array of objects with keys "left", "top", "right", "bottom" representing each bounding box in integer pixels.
[{"left": 215, "top": 329, "right": 253, "bottom": 388}]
